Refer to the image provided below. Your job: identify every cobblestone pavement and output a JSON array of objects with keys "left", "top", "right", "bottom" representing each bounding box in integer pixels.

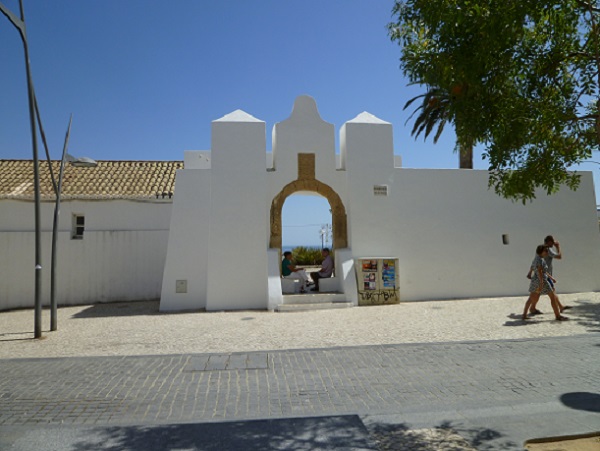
[
  {"left": 0, "top": 293, "right": 598, "bottom": 450},
  {"left": 1, "top": 334, "right": 599, "bottom": 449}
]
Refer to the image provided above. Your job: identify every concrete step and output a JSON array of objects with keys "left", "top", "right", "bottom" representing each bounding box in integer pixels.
[
  {"left": 275, "top": 300, "right": 354, "bottom": 312},
  {"left": 276, "top": 292, "right": 353, "bottom": 312},
  {"left": 281, "top": 292, "right": 346, "bottom": 304}
]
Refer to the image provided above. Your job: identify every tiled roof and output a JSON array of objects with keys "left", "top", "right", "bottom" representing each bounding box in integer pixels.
[{"left": 0, "top": 160, "right": 184, "bottom": 201}]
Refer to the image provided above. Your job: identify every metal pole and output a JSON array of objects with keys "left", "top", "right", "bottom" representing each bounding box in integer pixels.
[
  {"left": 35, "top": 97, "right": 58, "bottom": 193},
  {"left": 14, "top": 0, "right": 43, "bottom": 339},
  {"left": 50, "top": 115, "right": 72, "bottom": 331},
  {"left": 2, "top": 1, "right": 43, "bottom": 338}
]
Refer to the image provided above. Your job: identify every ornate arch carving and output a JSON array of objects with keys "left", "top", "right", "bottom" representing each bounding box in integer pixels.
[{"left": 269, "top": 179, "right": 348, "bottom": 250}]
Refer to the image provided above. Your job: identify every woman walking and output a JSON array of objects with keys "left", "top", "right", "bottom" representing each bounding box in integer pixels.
[{"left": 522, "top": 245, "right": 568, "bottom": 321}]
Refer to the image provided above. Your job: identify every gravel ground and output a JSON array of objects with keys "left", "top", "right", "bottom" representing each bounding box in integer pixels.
[{"left": 1, "top": 291, "right": 598, "bottom": 359}]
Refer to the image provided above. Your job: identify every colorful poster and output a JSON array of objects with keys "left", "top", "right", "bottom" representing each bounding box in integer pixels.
[
  {"left": 381, "top": 259, "right": 396, "bottom": 289},
  {"left": 355, "top": 258, "right": 400, "bottom": 305},
  {"left": 362, "top": 260, "right": 378, "bottom": 272}
]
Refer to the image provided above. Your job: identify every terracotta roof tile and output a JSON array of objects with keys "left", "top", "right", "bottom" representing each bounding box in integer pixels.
[{"left": 0, "top": 160, "right": 184, "bottom": 201}]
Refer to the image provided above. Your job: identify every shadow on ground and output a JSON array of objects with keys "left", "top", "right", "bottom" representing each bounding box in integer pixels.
[
  {"left": 571, "top": 298, "right": 600, "bottom": 334},
  {"left": 71, "top": 300, "right": 212, "bottom": 318},
  {"left": 71, "top": 301, "right": 162, "bottom": 318},
  {"left": 0, "top": 332, "right": 39, "bottom": 342},
  {"left": 63, "top": 415, "right": 376, "bottom": 451},
  {"left": 503, "top": 297, "right": 600, "bottom": 331},
  {"left": 367, "top": 420, "right": 518, "bottom": 451},
  {"left": 560, "top": 392, "right": 600, "bottom": 413},
  {"left": 503, "top": 312, "right": 544, "bottom": 327},
  {"left": 7, "top": 416, "right": 519, "bottom": 451}
]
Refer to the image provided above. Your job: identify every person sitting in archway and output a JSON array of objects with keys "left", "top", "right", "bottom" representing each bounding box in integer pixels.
[
  {"left": 282, "top": 251, "right": 309, "bottom": 293},
  {"left": 310, "top": 248, "right": 334, "bottom": 292}
]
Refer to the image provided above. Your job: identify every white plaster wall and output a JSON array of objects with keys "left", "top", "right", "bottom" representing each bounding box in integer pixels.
[
  {"left": 0, "top": 200, "right": 173, "bottom": 310},
  {"left": 345, "top": 165, "right": 600, "bottom": 300},
  {"left": 159, "top": 170, "right": 211, "bottom": 311},
  {"left": 12, "top": 97, "right": 599, "bottom": 313},
  {"left": 336, "top": 249, "right": 358, "bottom": 305},
  {"left": 162, "top": 99, "right": 352, "bottom": 312},
  {"left": 158, "top": 95, "right": 600, "bottom": 311},
  {"left": 268, "top": 95, "right": 347, "bottom": 226},
  {"left": 0, "top": 199, "right": 173, "bottom": 231},
  {"left": 272, "top": 96, "right": 335, "bottom": 175},
  {"left": 341, "top": 112, "right": 395, "bottom": 172},
  {"left": 267, "top": 249, "right": 284, "bottom": 310},
  {"left": 205, "top": 110, "right": 269, "bottom": 310},
  {"left": 184, "top": 151, "right": 211, "bottom": 169},
  {"left": 340, "top": 112, "right": 395, "bottom": 248}
]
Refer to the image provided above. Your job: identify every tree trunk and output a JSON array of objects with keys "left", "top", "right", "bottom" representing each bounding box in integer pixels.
[{"left": 459, "top": 143, "right": 473, "bottom": 169}]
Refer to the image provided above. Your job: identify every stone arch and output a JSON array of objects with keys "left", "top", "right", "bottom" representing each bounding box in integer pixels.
[{"left": 270, "top": 179, "right": 348, "bottom": 250}]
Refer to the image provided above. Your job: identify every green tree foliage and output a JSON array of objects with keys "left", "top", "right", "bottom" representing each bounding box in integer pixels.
[
  {"left": 291, "top": 246, "right": 323, "bottom": 266},
  {"left": 389, "top": 0, "right": 599, "bottom": 202},
  {"left": 404, "top": 86, "right": 474, "bottom": 168}
]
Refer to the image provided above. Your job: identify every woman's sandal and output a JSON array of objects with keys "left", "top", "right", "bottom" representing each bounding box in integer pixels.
[
  {"left": 529, "top": 309, "right": 543, "bottom": 315},
  {"left": 555, "top": 315, "right": 569, "bottom": 321},
  {"left": 561, "top": 306, "right": 572, "bottom": 312}
]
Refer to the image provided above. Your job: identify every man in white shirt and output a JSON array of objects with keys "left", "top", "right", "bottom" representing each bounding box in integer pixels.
[
  {"left": 543, "top": 235, "right": 561, "bottom": 275},
  {"left": 310, "top": 248, "right": 334, "bottom": 292}
]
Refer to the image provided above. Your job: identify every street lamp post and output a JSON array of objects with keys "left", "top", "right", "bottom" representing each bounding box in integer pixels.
[
  {"left": 50, "top": 119, "right": 97, "bottom": 331},
  {"left": 50, "top": 117, "right": 71, "bottom": 331},
  {"left": 1, "top": 0, "right": 44, "bottom": 338},
  {"left": 319, "top": 224, "right": 332, "bottom": 250}
]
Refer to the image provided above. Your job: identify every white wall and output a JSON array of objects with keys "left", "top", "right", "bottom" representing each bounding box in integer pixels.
[
  {"left": 268, "top": 95, "right": 347, "bottom": 219},
  {"left": 0, "top": 199, "right": 173, "bottom": 231},
  {"left": 161, "top": 96, "right": 350, "bottom": 311},
  {"left": 206, "top": 110, "right": 269, "bottom": 310},
  {"left": 160, "top": 170, "right": 211, "bottom": 311},
  {"left": 11, "top": 97, "right": 597, "bottom": 313},
  {"left": 343, "top": 144, "right": 600, "bottom": 300},
  {"left": 160, "top": 95, "right": 600, "bottom": 311},
  {"left": 0, "top": 199, "right": 172, "bottom": 310},
  {"left": 161, "top": 111, "right": 270, "bottom": 312}
]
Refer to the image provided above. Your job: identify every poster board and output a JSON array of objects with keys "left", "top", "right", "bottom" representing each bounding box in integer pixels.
[{"left": 355, "top": 258, "right": 400, "bottom": 306}]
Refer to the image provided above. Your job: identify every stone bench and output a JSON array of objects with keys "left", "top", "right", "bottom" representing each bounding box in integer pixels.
[
  {"left": 282, "top": 275, "right": 340, "bottom": 294},
  {"left": 319, "top": 276, "right": 340, "bottom": 293},
  {"left": 281, "top": 277, "right": 302, "bottom": 294}
]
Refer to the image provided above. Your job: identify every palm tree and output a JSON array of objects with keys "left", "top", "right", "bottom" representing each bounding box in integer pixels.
[{"left": 404, "top": 86, "right": 473, "bottom": 169}]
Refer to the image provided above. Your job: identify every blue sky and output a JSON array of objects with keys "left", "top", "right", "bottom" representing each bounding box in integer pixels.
[{"left": 2, "top": 1, "right": 598, "bottom": 247}]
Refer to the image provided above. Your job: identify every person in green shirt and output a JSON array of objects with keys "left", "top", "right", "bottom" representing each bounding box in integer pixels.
[{"left": 282, "top": 251, "right": 309, "bottom": 293}]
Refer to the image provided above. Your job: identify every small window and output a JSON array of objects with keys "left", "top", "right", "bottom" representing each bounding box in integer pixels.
[
  {"left": 72, "top": 214, "right": 85, "bottom": 240},
  {"left": 502, "top": 234, "right": 509, "bottom": 245}
]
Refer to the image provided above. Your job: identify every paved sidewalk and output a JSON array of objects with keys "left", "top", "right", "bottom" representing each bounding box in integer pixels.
[
  {"left": 0, "top": 293, "right": 599, "bottom": 450},
  {"left": 1, "top": 335, "right": 599, "bottom": 449},
  {"left": 1, "top": 292, "right": 599, "bottom": 358}
]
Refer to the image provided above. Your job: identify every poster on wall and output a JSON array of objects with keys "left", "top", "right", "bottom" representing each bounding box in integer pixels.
[{"left": 355, "top": 258, "right": 400, "bottom": 306}]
